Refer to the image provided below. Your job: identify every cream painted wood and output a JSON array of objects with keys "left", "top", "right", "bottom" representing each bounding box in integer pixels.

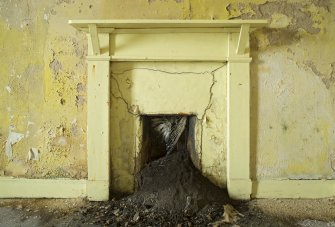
[
  {"left": 69, "top": 19, "right": 268, "bottom": 29},
  {"left": 236, "top": 24, "right": 250, "bottom": 55},
  {"left": 0, "top": 177, "right": 86, "bottom": 198},
  {"left": 87, "top": 60, "right": 110, "bottom": 201},
  {"left": 111, "top": 33, "right": 229, "bottom": 60},
  {"left": 110, "top": 55, "right": 228, "bottom": 62},
  {"left": 227, "top": 61, "right": 252, "bottom": 200},
  {"left": 78, "top": 28, "right": 243, "bottom": 34},
  {"left": 226, "top": 32, "right": 252, "bottom": 200},
  {"left": 86, "top": 33, "right": 111, "bottom": 201},
  {"left": 88, "top": 24, "right": 101, "bottom": 55},
  {"left": 87, "top": 33, "right": 110, "bottom": 57}
]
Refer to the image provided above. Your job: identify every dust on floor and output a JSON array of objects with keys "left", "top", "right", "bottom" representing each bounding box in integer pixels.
[{"left": 1, "top": 197, "right": 335, "bottom": 227}]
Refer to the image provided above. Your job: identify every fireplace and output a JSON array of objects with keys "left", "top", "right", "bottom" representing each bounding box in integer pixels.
[{"left": 69, "top": 19, "right": 268, "bottom": 201}]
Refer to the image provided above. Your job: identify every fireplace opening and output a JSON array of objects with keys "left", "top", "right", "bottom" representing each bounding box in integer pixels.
[
  {"left": 138, "top": 114, "right": 197, "bottom": 168},
  {"left": 133, "top": 114, "right": 230, "bottom": 212}
]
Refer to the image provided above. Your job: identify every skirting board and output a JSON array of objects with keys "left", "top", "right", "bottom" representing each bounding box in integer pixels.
[
  {"left": 0, "top": 177, "right": 87, "bottom": 198},
  {"left": 252, "top": 180, "right": 335, "bottom": 199},
  {"left": 0, "top": 177, "right": 334, "bottom": 199}
]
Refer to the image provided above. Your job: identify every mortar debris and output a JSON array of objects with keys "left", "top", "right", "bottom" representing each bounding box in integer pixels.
[{"left": 76, "top": 150, "right": 293, "bottom": 226}]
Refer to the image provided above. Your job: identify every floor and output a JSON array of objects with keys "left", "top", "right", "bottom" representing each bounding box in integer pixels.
[{"left": 0, "top": 198, "right": 335, "bottom": 227}]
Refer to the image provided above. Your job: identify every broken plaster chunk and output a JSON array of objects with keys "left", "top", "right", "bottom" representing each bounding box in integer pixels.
[
  {"left": 5, "top": 131, "right": 25, "bottom": 158},
  {"left": 28, "top": 148, "right": 40, "bottom": 161}
]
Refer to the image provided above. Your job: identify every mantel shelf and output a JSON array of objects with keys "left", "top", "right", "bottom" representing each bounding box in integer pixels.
[
  {"left": 69, "top": 19, "right": 268, "bottom": 30},
  {"left": 69, "top": 19, "right": 268, "bottom": 57}
]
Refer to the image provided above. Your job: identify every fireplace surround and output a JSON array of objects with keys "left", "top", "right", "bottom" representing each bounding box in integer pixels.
[{"left": 69, "top": 19, "right": 268, "bottom": 201}]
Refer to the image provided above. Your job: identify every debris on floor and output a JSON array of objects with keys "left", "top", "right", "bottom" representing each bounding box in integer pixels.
[{"left": 0, "top": 150, "right": 334, "bottom": 226}]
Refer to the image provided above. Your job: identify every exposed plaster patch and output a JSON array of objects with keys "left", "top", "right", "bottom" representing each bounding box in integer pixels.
[
  {"left": 268, "top": 13, "right": 291, "bottom": 29},
  {"left": 56, "top": 0, "right": 71, "bottom": 5},
  {"left": 304, "top": 60, "right": 335, "bottom": 89},
  {"left": 0, "top": 0, "right": 32, "bottom": 29},
  {"left": 148, "top": 0, "right": 183, "bottom": 4},
  {"left": 229, "top": 0, "right": 329, "bottom": 49},
  {"left": 250, "top": 1, "right": 322, "bottom": 34},
  {"left": 5, "top": 129, "right": 25, "bottom": 158},
  {"left": 313, "top": 0, "right": 331, "bottom": 12},
  {"left": 28, "top": 148, "right": 40, "bottom": 161},
  {"left": 75, "top": 95, "right": 85, "bottom": 107},
  {"left": 71, "top": 118, "right": 79, "bottom": 135},
  {"left": 72, "top": 37, "right": 87, "bottom": 58},
  {"left": 76, "top": 83, "right": 85, "bottom": 93},
  {"left": 49, "top": 58, "right": 62, "bottom": 78}
]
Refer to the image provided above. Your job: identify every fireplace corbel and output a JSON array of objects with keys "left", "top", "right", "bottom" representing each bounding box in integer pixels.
[{"left": 69, "top": 19, "right": 268, "bottom": 201}]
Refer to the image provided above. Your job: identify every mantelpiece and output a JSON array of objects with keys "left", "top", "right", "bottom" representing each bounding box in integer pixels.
[{"left": 67, "top": 19, "right": 268, "bottom": 201}]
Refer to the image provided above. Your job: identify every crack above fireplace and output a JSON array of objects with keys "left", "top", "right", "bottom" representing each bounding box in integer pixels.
[
  {"left": 111, "top": 67, "right": 219, "bottom": 76},
  {"left": 198, "top": 64, "right": 226, "bottom": 169},
  {"left": 110, "top": 64, "right": 226, "bottom": 117},
  {"left": 111, "top": 75, "right": 139, "bottom": 116}
]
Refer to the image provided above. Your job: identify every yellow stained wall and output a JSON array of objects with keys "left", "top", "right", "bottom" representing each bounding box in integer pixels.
[{"left": 0, "top": 0, "right": 335, "bottom": 182}]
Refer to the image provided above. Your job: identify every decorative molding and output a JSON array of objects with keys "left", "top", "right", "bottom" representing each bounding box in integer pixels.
[
  {"left": 88, "top": 24, "right": 101, "bottom": 55},
  {"left": 236, "top": 24, "right": 250, "bottom": 55}
]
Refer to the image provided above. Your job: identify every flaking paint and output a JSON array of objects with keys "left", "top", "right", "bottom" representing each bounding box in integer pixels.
[{"left": 0, "top": 0, "right": 335, "bottom": 185}]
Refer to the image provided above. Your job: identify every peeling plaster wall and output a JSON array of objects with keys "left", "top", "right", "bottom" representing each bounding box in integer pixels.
[{"left": 1, "top": 0, "right": 334, "bottom": 183}]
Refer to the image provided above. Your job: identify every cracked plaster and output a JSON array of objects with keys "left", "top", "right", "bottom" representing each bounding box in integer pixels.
[{"left": 0, "top": 0, "right": 334, "bottom": 184}]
